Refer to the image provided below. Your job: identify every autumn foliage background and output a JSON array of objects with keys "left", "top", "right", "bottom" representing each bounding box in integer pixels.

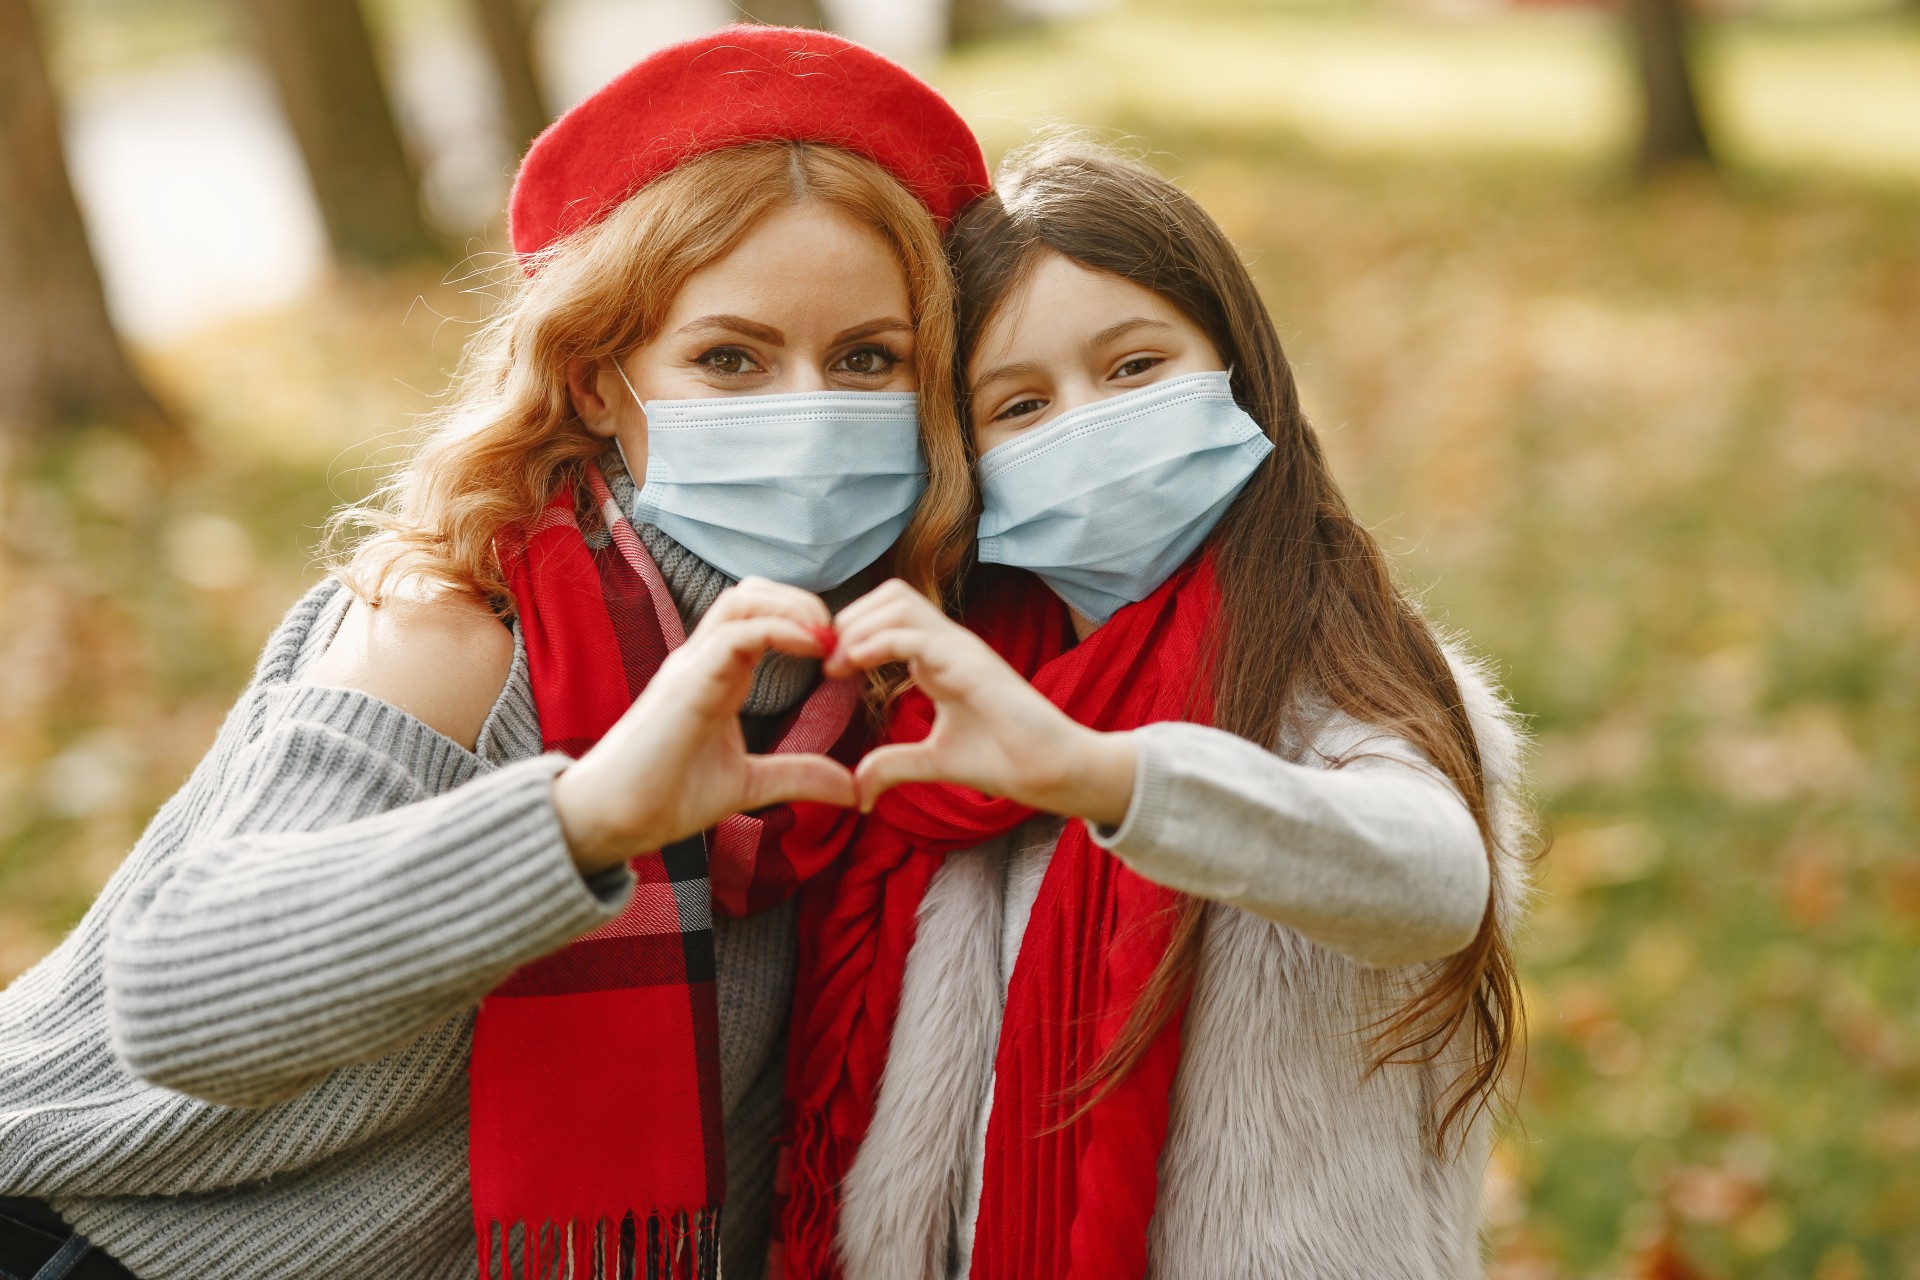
[{"left": 0, "top": 0, "right": 1915, "bottom": 1277}]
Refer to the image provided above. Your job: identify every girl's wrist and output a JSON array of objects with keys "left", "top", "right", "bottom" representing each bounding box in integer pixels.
[{"left": 1035, "top": 726, "right": 1137, "bottom": 829}]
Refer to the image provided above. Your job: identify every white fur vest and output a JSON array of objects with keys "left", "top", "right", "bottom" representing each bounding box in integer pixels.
[{"left": 837, "top": 643, "right": 1532, "bottom": 1280}]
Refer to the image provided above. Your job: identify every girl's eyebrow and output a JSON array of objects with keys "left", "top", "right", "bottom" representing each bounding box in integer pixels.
[
  {"left": 970, "top": 359, "right": 1046, "bottom": 395},
  {"left": 1087, "top": 317, "right": 1176, "bottom": 349},
  {"left": 972, "top": 317, "right": 1178, "bottom": 393}
]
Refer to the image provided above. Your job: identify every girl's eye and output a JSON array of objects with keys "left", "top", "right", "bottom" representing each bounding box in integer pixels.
[
  {"left": 698, "top": 347, "right": 760, "bottom": 376},
  {"left": 835, "top": 345, "right": 900, "bottom": 376},
  {"left": 1113, "top": 355, "right": 1164, "bottom": 379},
  {"left": 993, "top": 397, "right": 1047, "bottom": 423}
]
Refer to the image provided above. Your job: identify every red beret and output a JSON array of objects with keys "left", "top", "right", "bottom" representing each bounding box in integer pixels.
[{"left": 509, "top": 24, "right": 989, "bottom": 262}]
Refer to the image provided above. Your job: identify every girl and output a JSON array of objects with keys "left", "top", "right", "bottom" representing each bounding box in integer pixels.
[
  {"left": 779, "top": 142, "right": 1533, "bottom": 1279},
  {"left": 0, "top": 27, "right": 984, "bottom": 1280}
]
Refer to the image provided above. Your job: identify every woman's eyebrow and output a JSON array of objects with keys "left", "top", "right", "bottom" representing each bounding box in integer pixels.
[
  {"left": 1087, "top": 317, "right": 1177, "bottom": 349},
  {"left": 833, "top": 317, "right": 914, "bottom": 343},
  {"left": 675, "top": 314, "right": 785, "bottom": 344}
]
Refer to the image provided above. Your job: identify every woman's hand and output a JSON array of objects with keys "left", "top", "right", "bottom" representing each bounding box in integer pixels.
[
  {"left": 551, "top": 578, "right": 857, "bottom": 875},
  {"left": 824, "top": 580, "right": 1137, "bottom": 823}
]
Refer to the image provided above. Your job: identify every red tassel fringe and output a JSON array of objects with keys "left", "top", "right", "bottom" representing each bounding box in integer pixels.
[
  {"left": 475, "top": 1208, "right": 721, "bottom": 1279},
  {"left": 776, "top": 1110, "right": 858, "bottom": 1280}
]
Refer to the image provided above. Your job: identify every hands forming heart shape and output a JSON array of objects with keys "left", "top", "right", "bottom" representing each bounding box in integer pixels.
[{"left": 550, "top": 577, "right": 1136, "bottom": 876}]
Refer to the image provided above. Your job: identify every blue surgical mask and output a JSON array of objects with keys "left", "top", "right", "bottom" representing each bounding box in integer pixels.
[
  {"left": 612, "top": 365, "right": 926, "bottom": 591},
  {"left": 975, "top": 370, "right": 1273, "bottom": 624}
]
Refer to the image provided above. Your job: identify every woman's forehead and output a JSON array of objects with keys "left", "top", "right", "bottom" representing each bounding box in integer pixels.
[{"left": 661, "top": 203, "right": 912, "bottom": 328}]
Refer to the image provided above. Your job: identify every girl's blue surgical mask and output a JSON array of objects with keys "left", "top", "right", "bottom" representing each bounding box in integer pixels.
[
  {"left": 612, "top": 363, "right": 926, "bottom": 592},
  {"left": 975, "top": 370, "right": 1273, "bottom": 624}
]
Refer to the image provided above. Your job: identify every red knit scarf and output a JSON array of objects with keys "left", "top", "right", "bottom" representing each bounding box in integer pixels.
[
  {"left": 473, "top": 464, "right": 864, "bottom": 1280},
  {"left": 776, "top": 557, "right": 1218, "bottom": 1280}
]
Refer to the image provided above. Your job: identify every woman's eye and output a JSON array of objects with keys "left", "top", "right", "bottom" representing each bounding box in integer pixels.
[
  {"left": 1114, "top": 356, "right": 1164, "bottom": 379},
  {"left": 993, "top": 397, "right": 1046, "bottom": 422},
  {"left": 698, "top": 347, "right": 759, "bottom": 376},
  {"left": 835, "top": 345, "right": 899, "bottom": 376}
]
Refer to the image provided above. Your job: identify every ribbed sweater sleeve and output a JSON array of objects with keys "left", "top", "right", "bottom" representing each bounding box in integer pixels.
[
  {"left": 102, "top": 683, "right": 631, "bottom": 1108},
  {"left": 1089, "top": 718, "right": 1489, "bottom": 968}
]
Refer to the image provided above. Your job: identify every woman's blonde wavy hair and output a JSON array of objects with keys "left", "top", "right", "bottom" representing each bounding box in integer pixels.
[{"left": 328, "top": 141, "right": 974, "bottom": 614}]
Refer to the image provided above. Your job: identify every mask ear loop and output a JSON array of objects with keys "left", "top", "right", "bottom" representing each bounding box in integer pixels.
[{"left": 607, "top": 357, "right": 645, "bottom": 483}]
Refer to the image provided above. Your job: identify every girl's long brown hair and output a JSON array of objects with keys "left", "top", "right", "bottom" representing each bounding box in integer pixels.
[
  {"left": 329, "top": 141, "right": 974, "bottom": 612},
  {"left": 932, "top": 140, "right": 1527, "bottom": 1148}
]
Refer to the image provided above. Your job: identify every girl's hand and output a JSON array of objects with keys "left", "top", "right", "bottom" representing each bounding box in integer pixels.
[
  {"left": 824, "top": 580, "right": 1137, "bottom": 823},
  {"left": 551, "top": 578, "right": 857, "bottom": 875}
]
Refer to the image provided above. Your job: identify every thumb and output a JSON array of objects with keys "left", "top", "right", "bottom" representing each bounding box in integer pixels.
[
  {"left": 854, "top": 742, "right": 945, "bottom": 813},
  {"left": 741, "top": 753, "right": 857, "bottom": 811}
]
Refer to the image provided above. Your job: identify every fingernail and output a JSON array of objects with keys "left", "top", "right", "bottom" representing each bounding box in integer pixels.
[{"left": 807, "top": 624, "right": 838, "bottom": 658}]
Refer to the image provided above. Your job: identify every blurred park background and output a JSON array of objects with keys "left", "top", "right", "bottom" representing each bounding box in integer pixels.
[{"left": 1, "top": 0, "right": 1915, "bottom": 1274}]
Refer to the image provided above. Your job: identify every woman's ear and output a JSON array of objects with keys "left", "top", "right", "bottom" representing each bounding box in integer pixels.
[{"left": 567, "top": 357, "right": 618, "bottom": 438}]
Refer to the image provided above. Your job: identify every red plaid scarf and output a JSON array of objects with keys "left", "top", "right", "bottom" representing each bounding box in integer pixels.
[
  {"left": 776, "top": 559, "right": 1217, "bottom": 1280},
  {"left": 473, "top": 463, "right": 864, "bottom": 1280}
]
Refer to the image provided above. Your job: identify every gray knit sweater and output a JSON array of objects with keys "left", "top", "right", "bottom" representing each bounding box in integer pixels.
[{"left": 0, "top": 574, "right": 797, "bottom": 1279}]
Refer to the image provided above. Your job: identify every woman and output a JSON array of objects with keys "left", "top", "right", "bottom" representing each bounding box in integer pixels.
[
  {"left": 778, "top": 141, "right": 1534, "bottom": 1279},
  {"left": 0, "top": 27, "right": 984, "bottom": 1280}
]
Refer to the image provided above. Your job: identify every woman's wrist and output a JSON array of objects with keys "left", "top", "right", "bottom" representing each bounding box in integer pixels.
[
  {"left": 1032, "top": 726, "right": 1137, "bottom": 829},
  {"left": 552, "top": 763, "right": 652, "bottom": 876}
]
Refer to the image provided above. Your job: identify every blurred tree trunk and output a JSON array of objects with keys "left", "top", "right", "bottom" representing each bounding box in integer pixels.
[
  {"left": 469, "top": 0, "right": 550, "bottom": 160},
  {"left": 733, "top": 0, "right": 829, "bottom": 28},
  {"left": 1626, "top": 0, "right": 1714, "bottom": 174},
  {"left": 0, "top": 0, "right": 169, "bottom": 436},
  {"left": 949, "top": 0, "right": 1027, "bottom": 47},
  {"left": 247, "top": 0, "right": 442, "bottom": 268}
]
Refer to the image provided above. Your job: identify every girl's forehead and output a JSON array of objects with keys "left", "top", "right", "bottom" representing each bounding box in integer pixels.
[{"left": 974, "top": 255, "right": 1200, "bottom": 370}]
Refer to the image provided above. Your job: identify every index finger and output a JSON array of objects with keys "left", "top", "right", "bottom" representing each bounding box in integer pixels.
[
  {"left": 831, "top": 578, "right": 937, "bottom": 634},
  {"left": 698, "top": 578, "right": 832, "bottom": 634}
]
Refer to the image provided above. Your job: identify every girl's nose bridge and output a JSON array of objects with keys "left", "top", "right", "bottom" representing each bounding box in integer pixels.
[{"left": 1050, "top": 369, "right": 1108, "bottom": 417}]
